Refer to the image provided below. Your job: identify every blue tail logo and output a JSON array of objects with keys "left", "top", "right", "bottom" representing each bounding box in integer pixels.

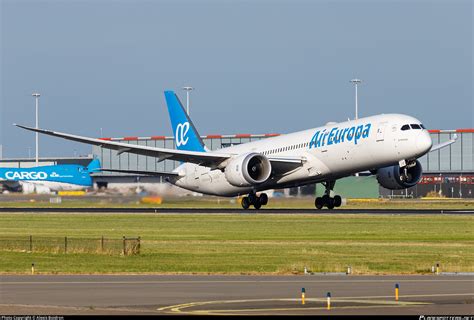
[
  {"left": 86, "top": 158, "right": 101, "bottom": 172},
  {"left": 164, "top": 91, "right": 206, "bottom": 152},
  {"left": 176, "top": 122, "right": 190, "bottom": 147}
]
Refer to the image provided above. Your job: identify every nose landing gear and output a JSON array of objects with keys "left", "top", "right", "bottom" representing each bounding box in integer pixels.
[
  {"left": 241, "top": 192, "right": 268, "bottom": 210},
  {"left": 315, "top": 181, "right": 342, "bottom": 209}
]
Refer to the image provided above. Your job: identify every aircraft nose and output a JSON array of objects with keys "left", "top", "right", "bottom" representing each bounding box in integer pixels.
[{"left": 416, "top": 131, "right": 432, "bottom": 155}]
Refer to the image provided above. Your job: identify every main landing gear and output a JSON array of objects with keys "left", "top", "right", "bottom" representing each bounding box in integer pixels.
[
  {"left": 241, "top": 192, "right": 268, "bottom": 210},
  {"left": 315, "top": 181, "right": 342, "bottom": 209}
]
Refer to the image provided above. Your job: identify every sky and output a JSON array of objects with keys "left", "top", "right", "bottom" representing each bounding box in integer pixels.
[{"left": 1, "top": 0, "right": 472, "bottom": 158}]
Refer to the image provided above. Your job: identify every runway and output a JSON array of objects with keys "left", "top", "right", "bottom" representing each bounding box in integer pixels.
[
  {"left": 1, "top": 275, "right": 472, "bottom": 315},
  {"left": 0, "top": 207, "right": 473, "bottom": 214}
]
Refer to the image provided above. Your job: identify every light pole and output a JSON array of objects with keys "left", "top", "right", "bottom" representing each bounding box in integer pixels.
[
  {"left": 182, "top": 86, "right": 194, "bottom": 115},
  {"left": 350, "top": 79, "right": 361, "bottom": 120},
  {"left": 350, "top": 79, "right": 361, "bottom": 177},
  {"left": 32, "top": 92, "right": 41, "bottom": 166}
]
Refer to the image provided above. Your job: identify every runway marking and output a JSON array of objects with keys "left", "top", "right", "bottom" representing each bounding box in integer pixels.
[
  {"left": 181, "top": 299, "right": 431, "bottom": 312},
  {"left": 2, "top": 279, "right": 472, "bottom": 285},
  {"left": 158, "top": 298, "right": 429, "bottom": 315},
  {"left": 166, "top": 305, "right": 425, "bottom": 316},
  {"left": 158, "top": 293, "right": 473, "bottom": 315}
]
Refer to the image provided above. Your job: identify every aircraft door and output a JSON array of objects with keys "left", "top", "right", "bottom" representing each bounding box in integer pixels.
[{"left": 376, "top": 123, "right": 386, "bottom": 142}]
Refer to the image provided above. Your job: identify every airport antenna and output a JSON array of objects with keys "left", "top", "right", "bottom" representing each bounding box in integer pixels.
[
  {"left": 182, "top": 86, "right": 194, "bottom": 115},
  {"left": 350, "top": 79, "right": 362, "bottom": 120},
  {"left": 32, "top": 92, "right": 41, "bottom": 165}
]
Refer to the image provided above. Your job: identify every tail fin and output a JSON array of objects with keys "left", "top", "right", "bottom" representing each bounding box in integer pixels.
[
  {"left": 164, "top": 90, "right": 206, "bottom": 152},
  {"left": 86, "top": 158, "right": 101, "bottom": 172}
]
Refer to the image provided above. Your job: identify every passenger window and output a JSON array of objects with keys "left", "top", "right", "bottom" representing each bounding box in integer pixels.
[
  {"left": 410, "top": 124, "right": 421, "bottom": 129},
  {"left": 401, "top": 125, "right": 410, "bottom": 131}
]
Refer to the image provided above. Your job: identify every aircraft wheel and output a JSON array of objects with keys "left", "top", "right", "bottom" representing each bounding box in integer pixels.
[
  {"left": 315, "top": 197, "right": 324, "bottom": 209},
  {"left": 241, "top": 197, "right": 251, "bottom": 210},
  {"left": 326, "top": 198, "right": 335, "bottom": 210},
  {"left": 248, "top": 193, "right": 257, "bottom": 205},
  {"left": 334, "top": 195, "right": 342, "bottom": 207},
  {"left": 259, "top": 193, "right": 268, "bottom": 206},
  {"left": 253, "top": 200, "right": 262, "bottom": 210},
  {"left": 322, "top": 195, "right": 330, "bottom": 205}
]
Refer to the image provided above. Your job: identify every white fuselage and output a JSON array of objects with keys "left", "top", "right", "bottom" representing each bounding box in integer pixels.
[{"left": 172, "top": 114, "right": 432, "bottom": 196}]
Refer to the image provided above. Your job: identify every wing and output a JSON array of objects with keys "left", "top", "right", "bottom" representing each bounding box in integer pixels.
[
  {"left": 101, "top": 158, "right": 304, "bottom": 178},
  {"left": 98, "top": 169, "right": 179, "bottom": 177},
  {"left": 15, "top": 124, "right": 231, "bottom": 167},
  {"left": 15, "top": 124, "right": 307, "bottom": 175},
  {"left": 430, "top": 134, "right": 458, "bottom": 152}
]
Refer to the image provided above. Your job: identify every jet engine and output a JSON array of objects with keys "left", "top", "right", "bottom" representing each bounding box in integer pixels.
[
  {"left": 376, "top": 160, "right": 423, "bottom": 190},
  {"left": 20, "top": 183, "right": 51, "bottom": 194},
  {"left": 35, "top": 185, "right": 52, "bottom": 194},
  {"left": 20, "top": 183, "right": 35, "bottom": 194},
  {"left": 224, "top": 153, "right": 272, "bottom": 187}
]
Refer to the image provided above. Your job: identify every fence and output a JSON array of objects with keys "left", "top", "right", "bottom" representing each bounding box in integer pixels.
[{"left": 0, "top": 235, "right": 141, "bottom": 255}]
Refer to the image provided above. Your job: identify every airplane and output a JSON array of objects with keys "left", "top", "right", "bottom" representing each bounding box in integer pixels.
[
  {"left": 0, "top": 159, "right": 100, "bottom": 194},
  {"left": 15, "top": 91, "right": 456, "bottom": 208}
]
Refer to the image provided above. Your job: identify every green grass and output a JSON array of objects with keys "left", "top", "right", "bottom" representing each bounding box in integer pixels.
[{"left": 0, "top": 213, "right": 472, "bottom": 274}]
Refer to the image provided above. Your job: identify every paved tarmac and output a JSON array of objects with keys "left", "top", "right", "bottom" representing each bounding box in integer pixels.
[
  {"left": 0, "top": 207, "right": 473, "bottom": 214},
  {"left": 0, "top": 275, "right": 472, "bottom": 315}
]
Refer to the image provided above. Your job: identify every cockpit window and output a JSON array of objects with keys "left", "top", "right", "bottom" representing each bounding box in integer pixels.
[
  {"left": 420, "top": 124, "right": 426, "bottom": 129},
  {"left": 401, "top": 124, "right": 410, "bottom": 131},
  {"left": 410, "top": 124, "right": 421, "bottom": 129}
]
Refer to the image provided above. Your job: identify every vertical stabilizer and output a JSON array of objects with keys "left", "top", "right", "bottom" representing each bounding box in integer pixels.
[{"left": 164, "top": 91, "right": 206, "bottom": 152}]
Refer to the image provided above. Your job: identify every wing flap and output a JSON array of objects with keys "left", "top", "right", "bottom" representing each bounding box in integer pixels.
[{"left": 268, "top": 156, "right": 305, "bottom": 175}]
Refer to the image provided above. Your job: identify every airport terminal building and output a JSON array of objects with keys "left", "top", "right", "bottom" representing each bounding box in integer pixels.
[{"left": 1, "top": 129, "right": 473, "bottom": 198}]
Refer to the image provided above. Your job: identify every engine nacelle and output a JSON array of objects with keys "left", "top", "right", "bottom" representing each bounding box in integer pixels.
[
  {"left": 224, "top": 153, "right": 272, "bottom": 187},
  {"left": 35, "top": 185, "right": 52, "bottom": 194},
  {"left": 20, "top": 183, "right": 52, "bottom": 194},
  {"left": 376, "top": 160, "right": 423, "bottom": 190},
  {"left": 20, "top": 183, "right": 35, "bottom": 194}
]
